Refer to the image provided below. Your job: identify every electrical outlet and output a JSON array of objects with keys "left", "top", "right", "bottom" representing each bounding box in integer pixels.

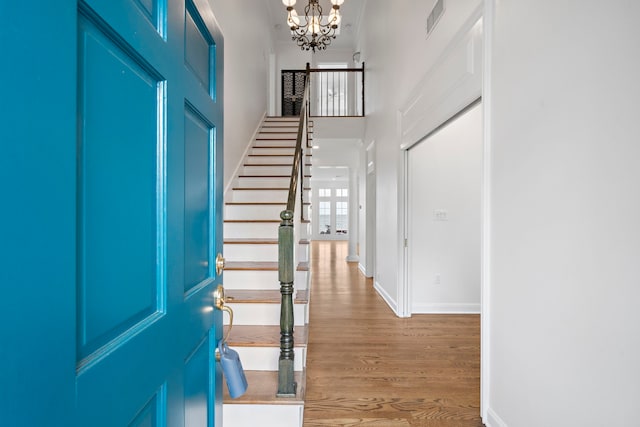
[{"left": 434, "top": 210, "right": 448, "bottom": 221}]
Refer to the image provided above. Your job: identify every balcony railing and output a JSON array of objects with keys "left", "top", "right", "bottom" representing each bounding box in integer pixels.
[{"left": 308, "top": 63, "right": 365, "bottom": 117}]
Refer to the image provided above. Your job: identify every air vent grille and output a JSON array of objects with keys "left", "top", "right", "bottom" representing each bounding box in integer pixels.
[{"left": 426, "top": 0, "right": 445, "bottom": 36}]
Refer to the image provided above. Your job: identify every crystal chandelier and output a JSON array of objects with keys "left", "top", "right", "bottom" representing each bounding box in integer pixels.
[{"left": 282, "top": 0, "right": 345, "bottom": 52}]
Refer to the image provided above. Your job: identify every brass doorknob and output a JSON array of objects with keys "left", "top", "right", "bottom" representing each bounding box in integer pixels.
[
  {"left": 213, "top": 284, "right": 226, "bottom": 311},
  {"left": 215, "top": 253, "right": 225, "bottom": 276},
  {"left": 213, "top": 284, "right": 234, "bottom": 346}
]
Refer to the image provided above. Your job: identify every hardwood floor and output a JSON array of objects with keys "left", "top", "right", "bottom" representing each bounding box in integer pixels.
[{"left": 303, "top": 241, "right": 483, "bottom": 427}]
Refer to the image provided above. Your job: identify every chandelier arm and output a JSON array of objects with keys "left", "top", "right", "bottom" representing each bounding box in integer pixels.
[{"left": 285, "top": 0, "right": 341, "bottom": 53}]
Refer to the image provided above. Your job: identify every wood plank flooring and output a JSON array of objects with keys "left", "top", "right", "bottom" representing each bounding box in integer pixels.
[{"left": 303, "top": 241, "right": 483, "bottom": 427}]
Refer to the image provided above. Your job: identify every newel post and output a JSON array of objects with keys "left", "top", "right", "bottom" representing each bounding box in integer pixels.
[{"left": 277, "top": 209, "right": 296, "bottom": 397}]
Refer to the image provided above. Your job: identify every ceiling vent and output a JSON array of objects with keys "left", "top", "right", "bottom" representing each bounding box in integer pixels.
[{"left": 426, "top": 0, "right": 445, "bottom": 37}]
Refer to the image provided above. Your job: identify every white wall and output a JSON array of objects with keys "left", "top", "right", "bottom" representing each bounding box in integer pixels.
[
  {"left": 485, "top": 1, "right": 640, "bottom": 426},
  {"left": 408, "top": 103, "right": 481, "bottom": 314},
  {"left": 357, "top": 0, "right": 482, "bottom": 310},
  {"left": 311, "top": 47, "right": 357, "bottom": 68},
  {"left": 312, "top": 117, "right": 364, "bottom": 140},
  {"left": 208, "top": 0, "right": 274, "bottom": 190}
]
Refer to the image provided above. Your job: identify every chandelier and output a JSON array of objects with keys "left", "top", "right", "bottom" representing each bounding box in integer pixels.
[{"left": 282, "top": 0, "right": 345, "bottom": 52}]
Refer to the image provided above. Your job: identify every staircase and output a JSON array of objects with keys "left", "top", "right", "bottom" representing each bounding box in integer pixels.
[{"left": 222, "top": 116, "right": 312, "bottom": 427}]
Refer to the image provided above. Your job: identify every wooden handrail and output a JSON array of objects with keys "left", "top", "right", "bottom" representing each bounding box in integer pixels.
[{"left": 277, "top": 64, "right": 311, "bottom": 398}]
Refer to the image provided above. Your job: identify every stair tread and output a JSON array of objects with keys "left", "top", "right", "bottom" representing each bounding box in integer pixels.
[
  {"left": 232, "top": 187, "right": 296, "bottom": 191},
  {"left": 226, "top": 289, "right": 308, "bottom": 304},
  {"left": 224, "top": 238, "right": 278, "bottom": 244},
  {"left": 252, "top": 146, "right": 297, "bottom": 149},
  {"left": 244, "top": 163, "right": 295, "bottom": 166},
  {"left": 226, "top": 261, "right": 311, "bottom": 271},
  {"left": 259, "top": 131, "right": 297, "bottom": 134},
  {"left": 261, "top": 125, "right": 312, "bottom": 128},
  {"left": 225, "top": 261, "right": 278, "bottom": 270},
  {"left": 223, "top": 370, "right": 305, "bottom": 405},
  {"left": 225, "top": 202, "right": 286, "bottom": 205},
  {"left": 224, "top": 219, "right": 280, "bottom": 223},
  {"left": 248, "top": 154, "right": 295, "bottom": 156},
  {"left": 239, "top": 175, "right": 293, "bottom": 178},
  {"left": 224, "top": 325, "right": 308, "bottom": 347}
]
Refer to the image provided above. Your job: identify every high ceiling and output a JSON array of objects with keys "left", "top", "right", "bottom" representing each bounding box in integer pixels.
[{"left": 264, "top": 0, "right": 365, "bottom": 51}]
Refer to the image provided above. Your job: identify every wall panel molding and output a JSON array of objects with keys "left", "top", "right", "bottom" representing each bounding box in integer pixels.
[{"left": 399, "top": 9, "right": 483, "bottom": 150}]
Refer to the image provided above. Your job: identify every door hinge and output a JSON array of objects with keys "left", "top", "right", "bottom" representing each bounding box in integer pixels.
[{"left": 404, "top": 238, "right": 408, "bottom": 248}]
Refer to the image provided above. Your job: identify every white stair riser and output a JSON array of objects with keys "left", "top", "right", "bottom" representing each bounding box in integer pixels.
[
  {"left": 223, "top": 270, "right": 309, "bottom": 291},
  {"left": 231, "top": 347, "right": 305, "bottom": 372},
  {"left": 229, "top": 190, "right": 289, "bottom": 203},
  {"left": 246, "top": 155, "right": 296, "bottom": 164},
  {"left": 298, "top": 245, "right": 309, "bottom": 263},
  {"left": 237, "top": 177, "right": 291, "bottom": 187},
  {"left": 296, "top": 271, "right": 309, "bottom": 292},
  {"left": 263, "top": 122, "right": 299, "bottom": 126},
  {"left": 243, "top": 165, "right": 295, "bottom": 175},
  {"left": 253, "top": 140, "right": 297, "bottom": 148},
  {"left": 298, "top": 223, "right": 311, "bottom": 239},
  {"left": 223, "top": 405, "right": 303, "bottom": 427},
  {"left": 260, "top": 129, "right": 310, "bottom": 135},
  {"left": 224, "top": 270, "right": 279, "bottom": 290},
  {"left": 300, "top": 270, "right": 310, "bottom": 290},
  {"left": 251, "top": 142, "right": 296, "bottom": 149},
  {"left": 225, "top": 303, "right": 306, "bottom": 326},
  {"left": 224, "top": 222, "right": 279, "bottom": 239},
  {"left": 250, "top": 147, "right": 296, "bottom": 156},
  {"left": 256, "top": 132, "right": 298, "bottom": 139},
  {"left": 225, "top": 204, "right": 284, "bottom": 219},
  {"left": 223, "top": 244, "right": 279, "bottom": 262}
]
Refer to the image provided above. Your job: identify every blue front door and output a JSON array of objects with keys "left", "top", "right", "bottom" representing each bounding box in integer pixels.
[{"left": 0, "top": 0, "right": 224, "bottom": 425}]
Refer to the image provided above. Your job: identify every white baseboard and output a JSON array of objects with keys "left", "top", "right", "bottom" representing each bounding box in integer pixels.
[
  {"left": 374, "top": 281, "right": 398, "bottom": 315},
  {"left": 358, "top": 263, "right": 367, "bottom": 276},
  {"left": 485, "top": 408, "right": 508, "bottom": 427},
  {"left": 346, "top": 255, "right": 359, "bottom": 263},
  {"left": 412, "top": 303, "right": 480, "bottom": 314}
]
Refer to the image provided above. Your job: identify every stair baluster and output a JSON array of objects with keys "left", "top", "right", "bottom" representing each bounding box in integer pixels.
[
  {"left": 277, "top": 66, "right": 310, "bottom": 397},
  {"left": 277, "top": 209, "right": 296, "bottom": 397}
]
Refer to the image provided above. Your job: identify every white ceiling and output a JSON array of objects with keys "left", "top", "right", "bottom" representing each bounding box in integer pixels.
[{"left": 264, "top": 0, "right": 365, "bottom": 51}]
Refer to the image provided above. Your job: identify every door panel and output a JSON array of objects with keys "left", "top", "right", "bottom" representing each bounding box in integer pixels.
[
  {"left": 184, "top": 332, "right": 215, "bottom": 426},
  {"left": 281, "top": 69, "right": 306, "bottom": 116},
  {"left": 184, "top": 106, "right": 213, "bottom": 293},
  {"left": 77, "top": 11, "right": 165, "bottom": 363}
]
